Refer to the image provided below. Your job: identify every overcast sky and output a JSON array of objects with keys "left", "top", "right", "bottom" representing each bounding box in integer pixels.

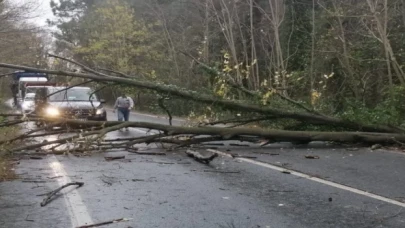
[{"left": 16, "top": 0, "right": 56, "bottom": 28}]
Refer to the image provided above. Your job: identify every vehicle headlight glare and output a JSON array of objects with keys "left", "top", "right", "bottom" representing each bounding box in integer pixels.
[
  {"left": 46, "top": 107, "right": 60, "bottom": 116},
  {"left": 96, "top": 108, "right": 104, "bottom": 115}
]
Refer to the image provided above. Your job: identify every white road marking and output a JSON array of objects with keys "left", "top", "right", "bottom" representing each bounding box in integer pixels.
[
  {"left": 208, "top": 149, "right": 405, "bottom": 208},
  {"left": 48, "top": 155, "right": 93, "bottom": 227}
]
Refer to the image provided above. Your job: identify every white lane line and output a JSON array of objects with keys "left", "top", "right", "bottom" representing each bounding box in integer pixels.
[
  {"left": 208, "top": 149, "right": 405, "bottom": 208},
  {"left": 48, "top": 155, "right": 93, "bottom": 227}
]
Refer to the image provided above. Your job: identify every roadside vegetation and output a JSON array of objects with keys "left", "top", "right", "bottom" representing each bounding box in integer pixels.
[
  {"left": 0, "top": 101, "right": 19, "bottom": 181},
  {"left": 43, "top": 0, "right": 405, "bottom": 129}
]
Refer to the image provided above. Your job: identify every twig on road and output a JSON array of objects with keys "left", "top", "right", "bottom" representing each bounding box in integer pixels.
[
  {"left": 305, "top": 155, "right": 320, "bottom": 159},
  {"left": 40, "top": 182, "right": 84, "bottom": 207},
  {"left": 230, "top": 154, "right": 257, "bottom": 159},
  {"left": 203, "top": 170, "right": 240, "bottom": 174},
  {"left": 76, "top": 218, "right": 132, "bottom": 228},
  {"left": 127, "top": 148, "right": 166, "bottom": 155},
  {"left": 186, "top": 149, "right": 218, "bottom": 164},
  {"left": 104, "top": 155, "right": 125, "bottom": 161}
]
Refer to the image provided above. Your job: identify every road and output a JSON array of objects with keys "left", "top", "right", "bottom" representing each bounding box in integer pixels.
[{"left": 1, "top": 109, "right": 405, "bottom": 228}]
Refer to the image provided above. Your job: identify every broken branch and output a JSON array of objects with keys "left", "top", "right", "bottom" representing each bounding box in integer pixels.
[
  {"left": 76, "top": 218, "right": 131, "bottom": 228},
  {"left": 40, "top": 182, "right": 84, "bottom": 207},
  {"left": 186, "top": 149, "right": 218, "bottom": 164}
]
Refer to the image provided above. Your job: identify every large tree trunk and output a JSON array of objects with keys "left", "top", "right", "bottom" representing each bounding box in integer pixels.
[{"left": 7, "top": 118, "right": 405, "bottom": 153}]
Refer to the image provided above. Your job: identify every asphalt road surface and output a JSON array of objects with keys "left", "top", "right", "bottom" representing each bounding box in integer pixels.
[{"left": 1, "top": 109, "right": 405, "bottom": 228}]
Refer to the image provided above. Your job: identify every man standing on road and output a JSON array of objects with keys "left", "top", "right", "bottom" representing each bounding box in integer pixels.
[{"left": 113, "top": 93, "right": 134, "bottom": 131}]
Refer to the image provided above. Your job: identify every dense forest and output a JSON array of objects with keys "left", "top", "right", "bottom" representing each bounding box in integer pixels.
[{"left": 3, "top": 0, "right": 405, "bottom": 129}]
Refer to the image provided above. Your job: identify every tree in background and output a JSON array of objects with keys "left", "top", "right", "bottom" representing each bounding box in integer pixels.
[
  {"left": 0, "top": 0, "right": 49, "bottom": 99},
  {"left": 47, "top": 0, "right": 405, "bottom": 127}
]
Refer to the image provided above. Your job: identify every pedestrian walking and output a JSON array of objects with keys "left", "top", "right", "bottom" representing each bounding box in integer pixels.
[{"left": 113, "top": 93, "right": 134, "bottom": 131}]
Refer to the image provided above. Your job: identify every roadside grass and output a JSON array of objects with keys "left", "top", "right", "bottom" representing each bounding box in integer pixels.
[{"left": 0, "top": 101, "right": 20, "bottom": 181}]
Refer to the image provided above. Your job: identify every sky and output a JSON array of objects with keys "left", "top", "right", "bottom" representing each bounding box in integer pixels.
[{"left": 16, "top": 0, "right": 56, "bottom": 28}]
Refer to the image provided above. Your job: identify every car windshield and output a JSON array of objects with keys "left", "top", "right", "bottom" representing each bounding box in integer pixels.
[
  {"left": 49, "top": 88, "right": 98, "bottom": 101},
  {"left": 26, "top": 88, "right": 39, "bottom": 94},
  {"left": 24, "top": 94, "right": 35, "bottom": 101}
]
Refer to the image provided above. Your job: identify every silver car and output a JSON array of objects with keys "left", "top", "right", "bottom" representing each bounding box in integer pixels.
[{"left": 21, "top": 93, "right": 36, "bottom": 113}]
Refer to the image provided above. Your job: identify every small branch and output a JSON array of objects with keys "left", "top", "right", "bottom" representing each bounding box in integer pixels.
[
  {"left": 158, "top": 96, "right": 172, "bottom": 126},
  {"left": 0, "top": 122, "right": 63, "bottom": 145},
  {"left": 76, "top": 218, "right": 131, "bottom": 228},
  {"left": 40, "top": 182, "right": 84, "bottom": 207},
  {"left": 46, "top": 80, "right": 94, "bottom": 98},
  {"left": 185, "top": 149, "right": 218, "bottom": 164},
  {"left": 275, "top": 93, "right": 323, "bottom": 116},
  {"left": 0, "top": 72, "right": 12, "bottom": 78},
  {"left": 202, "top": 116, "right": 277, "bottom": 126},
  {"left": 88, "top": 85, "right": 108, "bottom": 108},
  {"left": 97, "top": 68, "right": 131, "bottom": 79},
  {"left": 48, "top": 53, "right": 110, "bottom": 78},
  {"left": 180, "top": 50, "right": 258, "bottom": 97},
  {"left": 0, "top": 120, "right": 25, "bottom": 127},
  {"left": 127, "top": 149, "right": 166, "bottom": 155}
]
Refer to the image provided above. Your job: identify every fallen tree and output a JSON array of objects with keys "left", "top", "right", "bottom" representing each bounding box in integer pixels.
[
  {"left": 1, "top": 60, "right": 405, "bottom": 155},
  {"left": 0, "top": 62, "right": 403, "bottom": 133},
  {"left": 0, "top": 116, "right": 404, "bottom": 155}
]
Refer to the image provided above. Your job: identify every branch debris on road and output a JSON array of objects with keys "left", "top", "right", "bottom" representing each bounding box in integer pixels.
[
  {"left": 186, "top": 149, "right": 218, "bottom": 164},
  {"left": 40, "top": 182, "right": 84, "bottom": 207},
  {"left": 76, "top": 218, "right": 132, "bottom": 228},
  {"left": 305, "top": 155, "right": 320, "bottom": 159},
  {"left": 104, "top": 155, "right": 125, "bottom": 161},
  {"left": 128, "top": 148, "right": 166, "bottom": 155}
]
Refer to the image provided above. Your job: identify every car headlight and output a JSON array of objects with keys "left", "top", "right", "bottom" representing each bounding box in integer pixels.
[
  {"left": 46, "top": 107, "right": 60, "bottom": 117},
  {"left": 96, "top": 108, "right": 105, "bottom": 115}
]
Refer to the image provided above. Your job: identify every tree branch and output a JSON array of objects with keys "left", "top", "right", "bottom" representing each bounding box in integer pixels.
[
  {"left": 97, "top": 68, "right": 132, "bottom": 79},
  {"left": 158, "top": 96, "right": 172, "bottom": 126},
  {"left": 48, "top": 53, "right": 111, "bottom": 78}
]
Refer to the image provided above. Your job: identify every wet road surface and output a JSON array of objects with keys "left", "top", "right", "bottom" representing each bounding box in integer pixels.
[{"left": 1, "top": 110, "right": 405, "bottom": 228}]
